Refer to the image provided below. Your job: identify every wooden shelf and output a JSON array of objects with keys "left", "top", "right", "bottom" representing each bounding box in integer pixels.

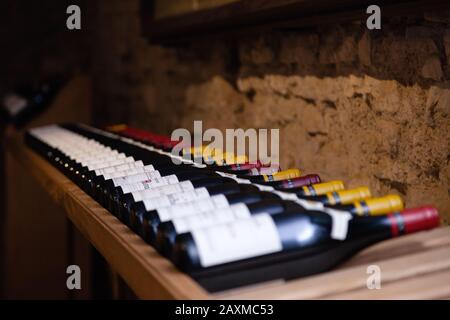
[
  {"left": 141, "top": 0, "right": 450, "bottom": 43},
  {"left": 6, "top": 132, "right": 450, "bottom": 299}
]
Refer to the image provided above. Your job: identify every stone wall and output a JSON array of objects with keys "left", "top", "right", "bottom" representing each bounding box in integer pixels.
[{"left": 92, "top": 1, "right": 450, "bottom": 223}]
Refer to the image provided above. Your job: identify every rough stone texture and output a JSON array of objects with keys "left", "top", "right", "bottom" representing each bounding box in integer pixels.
[{"left": 92, "top": 1, "right": 450, "bottom": 224}]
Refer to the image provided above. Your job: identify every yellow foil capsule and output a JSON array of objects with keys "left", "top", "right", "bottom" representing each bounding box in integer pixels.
[
  {"left": 326, "top": 187, "right": 371, "bottom": 205},
  {"left": 302, "top": 180, "right": 345, "bottom": 196},
  {"left": 354, "top": 194, "right": 404, "bottom": 216},
  {"left": 106, "top": 124, "right": 127, "bottom": 132},
  {"left": 263, "top": 169, "right": 301, "bottom": 182}
]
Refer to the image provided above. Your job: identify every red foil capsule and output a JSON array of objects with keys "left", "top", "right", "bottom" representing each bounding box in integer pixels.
[
  {"left": 401, "top": 206, "right": 440, "bottom": 233},
  {"left": 278, "top": 174, "right": 321, "bottom": 189},
  {"left": 229, "top": 161, "right": 263, "bottom": 171}
]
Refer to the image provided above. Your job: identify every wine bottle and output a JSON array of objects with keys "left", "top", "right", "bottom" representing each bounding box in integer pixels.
[
  {"left": 172, "top": 206, "right": 439, "bottom": 273},
  {"left": 1, "top": 77, "right": 63, "bottom": 127}
]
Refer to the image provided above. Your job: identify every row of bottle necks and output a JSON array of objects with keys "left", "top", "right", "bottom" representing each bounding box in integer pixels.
[{"left": 26, "top": 123, "right": 440, "bottom": 275}]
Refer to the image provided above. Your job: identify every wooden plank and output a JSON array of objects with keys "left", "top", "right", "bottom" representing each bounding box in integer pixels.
[
  {"left": 141, "top": 0, "right": 450, "bottom": 42},
  {"left": 216, "top": 236, "right": 450, "bottom": 299},
  {"left": 327, "top": 268, "right": 450, "bottom": 300},
  {"left": 339, "top": 227, "right": 450, "bottom": 268},
  {"left": 6, "top": 134, "right": 210, "bottom": 300}
]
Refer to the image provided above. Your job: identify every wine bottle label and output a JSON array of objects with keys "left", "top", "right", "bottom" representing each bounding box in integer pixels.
[
  {"left": 214, "top": 171, "right": 237, "bottom": 179},
  {"left": 252, "top": 166, "right": 280, "bottom": 175},
  {"left": 87, "top": 157, "right": 135, "bottom": 170},
  {"left": 172, "top": 202, "right": 250, "bottom": 233},
  {"left": 273, "top": 191, "right": 324, "bottom": 210},
  {"left": 191, "top": 214, "right": 282, "bottom": 267},
  {"left": 81, "top": 153, "right": 126, "bottom": 166},
  {"left": 142, "top": 187, "right": 211, "bottom": 211},
  {"left": 157, "top": 194, "right": 230, "bottom": 222},
  {"left": 112, "top": 170, "right": 162, "bottom": 187},
  {"left": 3, "top": 93, "right": 27, "bottom": 116},
  {"left": 103, "top": 164, "right": 155, "bottom": 180},
  {"left": 131, "top": 181, "right": 195, "bottom": 202},
  {"left": 215, "top": 171, "right": 253, "bottom": 185},
  {"left": 75, "top": 152, "right": 119, "bottom": 163},
  {"left": 254, "top": 184, "right": 275, "bottom": 191},
  {"left": 95, "top": 160, "right": 145, "bottom": 176},
  {"left": 77, "top": 150, "right": 126, "bottom": 165},
  {"left": 120, "top": 175, "right": 179, "bottom": 194},
  {"left": 74, "top": 151, "right": 121, "bottom": 163},
  {"left": 323, "top": 208, "right": 353, "bottom": 240}
]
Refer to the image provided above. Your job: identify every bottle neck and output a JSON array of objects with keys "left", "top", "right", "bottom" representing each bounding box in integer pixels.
[{"left": 347, "top": 207, "right": 439, "bottom": 240}]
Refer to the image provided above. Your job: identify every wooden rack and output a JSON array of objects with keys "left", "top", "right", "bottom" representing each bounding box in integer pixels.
[{"left": 6, "top": 132, "right": 450, "bottom": 299}]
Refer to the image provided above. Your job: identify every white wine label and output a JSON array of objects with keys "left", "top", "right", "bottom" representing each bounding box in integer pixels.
[
  {"left": 192, "top": 214, "right": 282, "bottom": 267},
  {"left": 254, "top": 184, "right": 275, "bottom": 191},
  {"left": 249, "top": 167, "right": 279, "bottom": 175},
  {"left": 69, "top": 148, "right": 116, "bottom": 158},
  {"left": 112, "top": 171, "right": 162, "bottom": 187},
  {"left": 95, "top": 160, "right": 145, "bottom": 176},
  {"left": 131, "top": 181, "right": 195, "bottom": 202},
  {"left": 157, "top": 194, "right": 230, "bottom": 222},
  {"left": 142, "top": 188, "right": 210, "bottom": 211},
  {"left": 83, "top": 152, "right": 123, "bottom": 162},
  {"left": 87, "top": 157, "right": 134, "bottom": 170},
  {"left": 120, "top": 175, "right": 178, "bottom": 193},
  {"left": 74, "top": 151, "right": 120, "bottom": 163},
  {"left": 3, "top": 93, "right": 27, "bottom": 116},
  {"left": 273, "top": 191, "right": 324, "bottom": 211},
  {"left": 191, "top": 162, "right": 207, "bottom": 168},
  {"left": 103, "top": 164, "right": 154, "bottom": 180},
  {"left": 83, "top": 153, "right": 126, "bottom": 166},
  {"left": 141, "top": 196, "right": 172, "bottom": 210},
  {"left": 172, "top": 202, "right": 249, "bottom": 233},
  {"left": 215, "top": 171, "right": 237, "bottom": 179},
  {"left": 323, "top": 208, "right": 353, "bottom": 240}
]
